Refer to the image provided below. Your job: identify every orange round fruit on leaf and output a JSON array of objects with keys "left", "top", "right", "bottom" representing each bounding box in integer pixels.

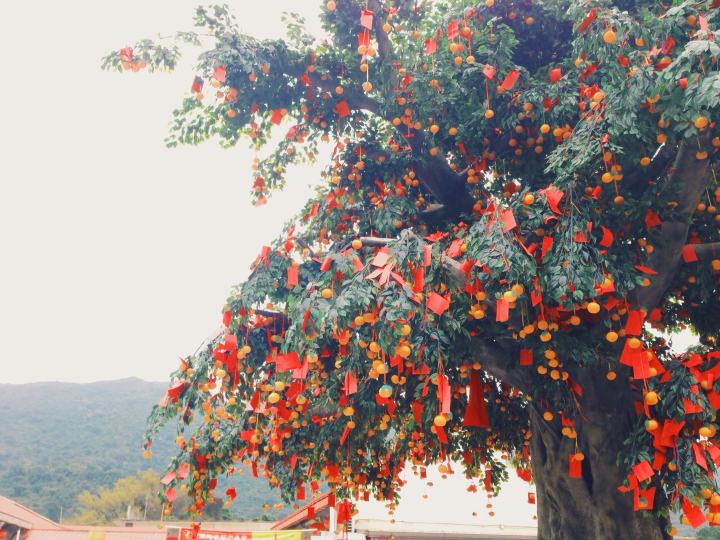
[
  {"left": 248, "top": 74, "right": 257, "bottom": 82},
  {"left": 574, "top": 452, "right": 584, "bottom": 461},
  {"left": 700, "top": 426, "right": 712, "bottom": 437},
  {"left": 449, "top": 127, "right": 458, "bottom": 136},
  {"left": 321, "top": 288, "right": 332, "bottom": 298},
  {"left": 454, "top": 56, "right": 462, "bottom": 65},
  {"left": 628, "top": 337, "right": 641, "bottom": 348},
  {"left": 362, "top": 82, "right": 372, "bottom": 91},
  {"left": 603, "top": 30, "right": 616, "bottom": 43},
  {"left": 467, "top": 56, "right": 475, "bottom": 63},
  {"left": 543, "top": 411, "right": 553, "bottom": 421},
  {"left": 523, "top": 194, "right": 535, "bottom": 205},
  {"left": 614, "top": 196, "right": 625, "bottom": 205},
  {"left": 383, "top": 23, "right": 392, "bottom": 32},
  {"left": 327, "top": 0, "right": 336, "bottom": 9},
  {"left": 485, "top": 110, "right": 494, "bottom": 119},
  {"left": 540, "top": 124, "right": 550, "bottom": 133},
  {"left": 434, "top": 415, "right": 447, "bottom": 426},
  {"left": 695, "top": 116, "right": 709, "bottom": 129},
  {"left": 645, "top": 391, "right": 659, "bottom": 405},
  {"left": 640, "top": 157, "right": 650, "bottom": 166},
  {"left": 606, "top": 331, "right": 618, "bottom": 342},
  {"left": 697, "top": 151, "right": 708, "bottom": 160},
  {"left": 486, "top": 0, "right": 494, "bottom": 5},
  {"left": 587, "top": 302, "right": 600, "bottom": 314},
  {"left": 430, "top": 124, "right": 439, "bottom": 133},
  {"left": 607, "top": 371, "right": 617, "bottom": 380},
  {"left": 525, "top": 17, "right": 533, "bottom": 24},
  {"left": 195, "top": 93, "right": 204, "bottom": 100}
]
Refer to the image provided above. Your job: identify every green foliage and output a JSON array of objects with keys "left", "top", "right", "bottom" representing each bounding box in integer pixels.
[{"left": 698, "top": 526, "right": 720, "bottom": 539}]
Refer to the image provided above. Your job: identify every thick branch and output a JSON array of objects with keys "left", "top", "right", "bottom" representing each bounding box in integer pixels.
[
  {"left": 692, "top": 242, "right": 720, "bottom": 262},
  {"left": 368, "top": 0, "right": 390, "bottom": 66},
  {"left": 475, "top": 340, "right": 531, "bottom": 393},
  {"left": 635, "top": 130, "right": 715, "bottom": 312}
]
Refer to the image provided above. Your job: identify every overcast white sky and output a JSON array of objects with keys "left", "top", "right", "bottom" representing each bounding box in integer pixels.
[{"left": 0, "top": 0, "right": 330, "bottom": 385}]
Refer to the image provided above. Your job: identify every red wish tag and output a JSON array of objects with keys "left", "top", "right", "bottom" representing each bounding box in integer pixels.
[{"left": 427, "top": 292, "right": 449, "bottom": 315}]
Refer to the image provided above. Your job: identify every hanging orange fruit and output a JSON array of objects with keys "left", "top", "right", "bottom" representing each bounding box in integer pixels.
[{"left": 603, "top": 30, "right": 616, "bottom": 43}]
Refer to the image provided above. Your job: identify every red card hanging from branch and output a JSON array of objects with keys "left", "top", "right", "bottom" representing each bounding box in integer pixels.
[
  {"left": 568, "top": 455, "right": 582, "bottom": 478},
  {"left": 425, "top": 39, "right": 437, "bottom": 55},
  {"left": 360, "top": 10, "right": 373, "bottom": 29},
  {"left": 427, "top": 292, "right": 449, "bottom": 315},
  {"left": 599, "top": 226, "right": 614, "bottom": 247},
  {"left": 500, "top": 70, "right": 520, "bottom": 90},
  {"left": 483, "top": 64, "right": 497, "bottom": 79},
  {"left": 501, "top": 209, "right": 516, "bottom": 233},
  {"left": 287, "top": 266, "right": 299, "bottom": 287},
  {"left": 549, "top": 67, "right": 562, "bottom": 83},
  {"left": 462, "top": 369, "right": 489, "bottom": 427},
  {"left": 682, "top": 245, "right": 698, "bottom": 262},
  {"left": 336, "top": 100, "right": 350, "bottom": 118},
  {"left": 496, "top": 298, "right": 509, "bottom": 321},
  {"left": 213, "top": 65, "right": 226, "bottom": 82}
]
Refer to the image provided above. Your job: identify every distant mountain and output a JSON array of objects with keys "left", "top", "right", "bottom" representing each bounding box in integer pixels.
[{"left": 0, "top": 378, "right": 289, "bottom": 523}]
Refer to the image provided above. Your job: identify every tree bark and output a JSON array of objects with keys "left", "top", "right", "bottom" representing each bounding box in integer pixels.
[{"left": 529, "top": 362, "right": 670, "bottom": 540}]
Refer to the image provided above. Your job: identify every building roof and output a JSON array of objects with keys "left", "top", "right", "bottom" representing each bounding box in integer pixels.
[
  {"left": 0, "top": 496, "right": 63, "bottom": 530},
  {"left": 272, "top": 493, "right": 335, "bottom": 531},
  {"left": 24, "top": 528, "right": 166, "bottom": 540},
  {"left": 0, "top": 495, "right": 166, "bottom": 540}
]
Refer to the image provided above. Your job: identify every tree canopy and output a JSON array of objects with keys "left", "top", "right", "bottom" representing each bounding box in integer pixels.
[{"left": 104, "top": 0, "right": 720, "bottom": 536}]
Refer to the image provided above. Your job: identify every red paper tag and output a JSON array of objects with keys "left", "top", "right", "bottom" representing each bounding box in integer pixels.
[
  {"left": 682, "top": 245, "right": 698, "bottom": 262},
  {"left": 500, "top": 70, "right": 520, "bottom": 90},
  {"left": 632, "top": 460, "right": 654, "bottom": 482},
  {"left": 569, "top": 455, "right": 582, "bottom": 478},
  {"left": 427, "top": 292, "right": 449, "bottom": 315}
]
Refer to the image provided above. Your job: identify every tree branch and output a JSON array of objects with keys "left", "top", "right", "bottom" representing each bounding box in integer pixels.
[
  {"left": 635, "top": 130, "right": 715, "bottom": 312},
  {"left": 691, "top": 242, "right": 720, "bottom": 262},
  {"left": 368, "top": 0, "right": 390, "bottom": 67}
]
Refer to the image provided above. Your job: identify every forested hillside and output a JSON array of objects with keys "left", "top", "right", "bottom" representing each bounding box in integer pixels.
[{"left": 0, "top": 378, "right": 288, "bottom": 522}]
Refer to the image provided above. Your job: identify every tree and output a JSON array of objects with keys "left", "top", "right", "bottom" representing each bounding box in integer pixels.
[
  {"left": 698, "top": 526, "right": 720, "bottom": 539},
  {"left": 68, "top": 471, "right": 229, "bottom": 524},
  {"left": 103, "top": 1, "right": 720, "bottom": 538}
]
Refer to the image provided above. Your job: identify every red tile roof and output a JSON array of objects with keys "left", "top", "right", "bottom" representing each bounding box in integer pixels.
[
  {"left": 0, "top": 495, "right": 166, "bottom": 540},
  {"left": 0, "top": 496, "right": 62, "bottom": 530}
]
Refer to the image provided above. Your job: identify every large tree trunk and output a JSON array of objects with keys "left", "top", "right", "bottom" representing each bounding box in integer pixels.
[{"left": 528, "top": 363, "right": 670, "bottom": 540}]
